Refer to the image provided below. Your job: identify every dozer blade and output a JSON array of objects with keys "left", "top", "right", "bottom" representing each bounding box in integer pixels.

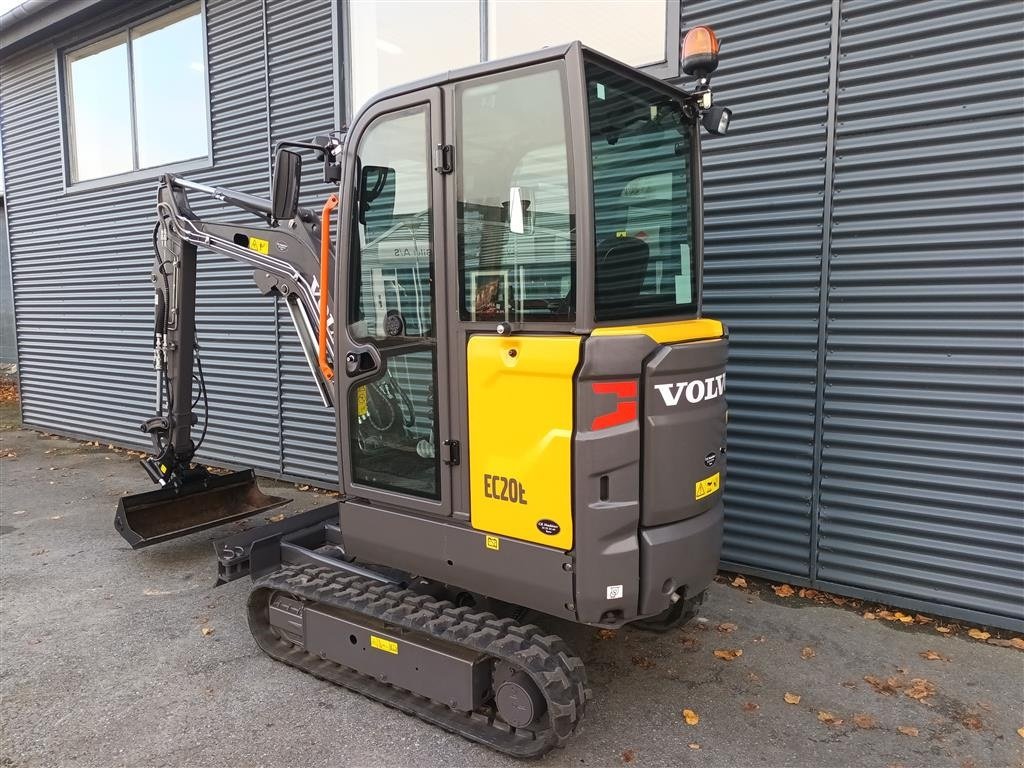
[{"left": 114, "top": 469, "right": 289, "bottom": 549}]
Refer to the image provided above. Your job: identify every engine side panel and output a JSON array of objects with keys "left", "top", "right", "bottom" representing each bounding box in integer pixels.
[{"left": 466, "top": 334, "right": 580, "bottom": 550}]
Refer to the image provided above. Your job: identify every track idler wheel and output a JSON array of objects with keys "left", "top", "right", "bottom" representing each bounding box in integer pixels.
[{"left": 494, "top": 668, "right": 547, "bottom": 729}]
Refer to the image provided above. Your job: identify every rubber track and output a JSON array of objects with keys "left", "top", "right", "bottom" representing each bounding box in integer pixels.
[{"left": 248, "top": 565, "right": 589, "bottom": 759}]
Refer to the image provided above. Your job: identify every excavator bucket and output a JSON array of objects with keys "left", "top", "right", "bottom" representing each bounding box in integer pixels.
[{"left": 114, "top": 469, "right": 289, "bottom": 549}]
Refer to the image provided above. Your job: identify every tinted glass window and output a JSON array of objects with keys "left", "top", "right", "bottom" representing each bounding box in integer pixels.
[
  {"left": 587, "top": 61, "right": 696, "bottom": 321},
  {"left": 67, "top": 40, "right": 133, "bottom": 180},
  {"left": 347, "top": 107, "right": 440, "bottom": 500},
  {"left": 66, "top": 4, "right": 208, "bottom": 182},
  {"left": 132, "top": 11, "right": 208, "bottom": 169},
  {"left": 457, "top": 66, "right": 575, "bottom": 322}
]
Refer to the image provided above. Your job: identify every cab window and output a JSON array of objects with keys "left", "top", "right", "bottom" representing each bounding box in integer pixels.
[
  {"left": 456, "top": 65, "right": 575, "bottom": 322},
  {"left": 587, "top": 60, "right": 697, "bottom": 321}
]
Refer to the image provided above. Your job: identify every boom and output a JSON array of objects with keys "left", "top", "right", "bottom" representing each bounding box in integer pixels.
[{"left": 114, "top": 140, "right": 343, "bottom": 547}]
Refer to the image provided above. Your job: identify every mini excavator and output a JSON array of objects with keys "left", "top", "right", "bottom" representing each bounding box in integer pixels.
[{"left": 114, "top": 31, "right": 731, "bottom": 757}]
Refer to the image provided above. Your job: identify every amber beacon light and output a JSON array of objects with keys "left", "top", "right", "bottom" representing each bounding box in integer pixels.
[{"left": 682, "top": 25, "right": 720, "bottom": 78}]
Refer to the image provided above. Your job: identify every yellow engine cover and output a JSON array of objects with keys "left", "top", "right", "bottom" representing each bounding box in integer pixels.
[{"left": 466, "top": 334, "right": 580, "bottom": 550}]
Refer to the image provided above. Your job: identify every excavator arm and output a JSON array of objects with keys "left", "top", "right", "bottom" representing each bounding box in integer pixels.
[{"left": 115, "top": 141, "right": 342, "bottom": 548}]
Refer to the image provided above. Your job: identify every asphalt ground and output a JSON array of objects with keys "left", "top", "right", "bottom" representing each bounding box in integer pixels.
[{"left": 2, "top": 411, "right": 1022, "bottom": 768}]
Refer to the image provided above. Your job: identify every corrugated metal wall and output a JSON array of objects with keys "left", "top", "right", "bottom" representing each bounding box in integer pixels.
[
  {"left": 0, "top": 0, "right": 338, "bottom": 482},
  {"left": 266, "top": 0, "right": 340, "bottom": 485},
  {"left": 816, "top": 0, "right": 1024, "bottom": 627},
  {"left": 686, "top": 0, "right": 1023, "bottom": 630},
  {"left": 2, "top": 0, "right": 1021, "bottom": 628},
  {"left": 684, "top": 0, "right": 835, "bottom": 578}
]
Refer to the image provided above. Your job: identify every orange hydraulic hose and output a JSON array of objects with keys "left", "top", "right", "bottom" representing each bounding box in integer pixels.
[{"left": 318, "top": 193, "right": 340, "bottom": 381}]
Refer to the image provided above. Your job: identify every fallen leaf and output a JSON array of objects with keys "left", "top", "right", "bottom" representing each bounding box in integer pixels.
[
  {"left": 621, "top": 749, "right": 636, "bottom": 763},
  {"left": 854, "top": 714, "right": 877, "bottom": 729},
  {"left": 985, "top": 637, "right": 1024, "bottom": 650},
  {"left": 878, "top": 610, "right": 897, "bottom": 621},
  {"left": 864, "top": 675, "right": 902, "bottom": 696},
  {"left": 967, "top": 628, "right": 991, "bottom": 641},
  {"left": 773, "top": 584, "right": 795, "bottom": 598},
  {"left": 863, "top": 611, "right": 877, "bottom": 620},
  {"left": 266, "top": 513, "right": 285, "bottom": 523},
  {"left": 817, "top": 711, "right": 843, "bottom": 725},
  {"left": 904, "top": 678, "right": 935, "bottom": 701},
  {"left": 784, "top": 692, "right": 801, "bottom": 704},
  {"left": 597, "top": 629, "right": 617, "bottom": 640},
  {"left": 296, "top": 484, "right": 311, "bottom": 491},
  {"left": 713, "top": 648, "right": 743, "bottom": 661},
  {"left": 677, "top": 636, "right": 698, "bottom": 651},
  {"left": 631, "top": 655, "right": 655, "bottom": 669},
  {"left": 914, "top": 614, "right": 933, "bottom": 624},
  {"left": 893, "top": 612, "right": 914, "bottom": 624},
  {"left": 1017, "top": 727, "right": 1024, "bottom": 738},
  {"left": 920, "top": 650, "right": 949, "bottom": 662},
  {"left": 201, "top": 627, "right": 214, "bottom": 637},
  {"left": 896, "top": 725, "right": 919, "bottom": 737},
  {"left": 716, "top": 622, "right": 738, "bottom": 633},
  {"left": 798, "top": 588, "right": 819, "bottom": 599},
  {"left": 801, "top": 646, "right": 816, "bottom": 660},
  {"left": 687, "top": 742, "right": 701, "bottom": 750},
  {"left": 960, "top": 714, "right": 983, "bottom": 731},
  {"left": 936, "top": 626, "right": 952, "bottom": 634},
  {"left": 731, "top": 576, "right": 747, "bottom": 588},
  {"left": 682, "top": 708, "right": 699, "bottom": 726},
  {"left": 742, "top": 702, "right": 759, "bottom": 712}
]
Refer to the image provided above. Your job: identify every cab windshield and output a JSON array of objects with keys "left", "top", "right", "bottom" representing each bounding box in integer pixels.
[{"left": 586, "top": 60, "right": 697, "bottom": 321}]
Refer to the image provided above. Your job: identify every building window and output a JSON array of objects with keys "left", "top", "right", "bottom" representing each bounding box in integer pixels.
[
  {"left": 64, "top": 3, "right": 209, "bottom": 183},
  {"left": 346, "top": 0, "right": 678, "bottom": 115}
]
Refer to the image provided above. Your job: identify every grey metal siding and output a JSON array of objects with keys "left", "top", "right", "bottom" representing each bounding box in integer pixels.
[
  {"left": 2, "top": 0, "right": 1021, "bottom": 629},
  {"left": 816, "top": 0, "right": 1024, "bottom": 629},
  {"left": 1, "top": 0, "right": 339, "bottom": 483},
  {"left": 266, "top": 0, "right": 340, "bottom": 486},
  {"left": 0, "top": 200, "right": 14, "bottom": 365},
  {"left": 1, "top": 44, "right": 159, "bottom": 444},
  {"left": 190, "top": 0, "right": 281, "bottom": 474},
  {"left": 683, "top": 0, "right": 835, "bottom": 577}
]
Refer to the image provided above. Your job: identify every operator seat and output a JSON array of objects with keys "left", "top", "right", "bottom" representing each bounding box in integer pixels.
[{"left": 595, "top": 235, "right": 650, "bottom": 317}]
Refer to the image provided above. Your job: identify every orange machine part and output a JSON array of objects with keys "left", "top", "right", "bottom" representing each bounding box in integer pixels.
[{"left": 319, "top": 193, "right": 340, "bottom": 381}]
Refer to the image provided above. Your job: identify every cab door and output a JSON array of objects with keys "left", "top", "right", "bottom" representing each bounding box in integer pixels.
[
  {"left": 336, "top": 89, "right": 452, "bottom": 516},
  {"left": 442, "top": 61, "right": 582, "bottom": 549}
]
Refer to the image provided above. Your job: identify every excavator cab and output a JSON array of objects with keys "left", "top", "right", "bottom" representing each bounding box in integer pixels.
[{"left": 114, "top": 35, "right": 731, "bottom": 757}]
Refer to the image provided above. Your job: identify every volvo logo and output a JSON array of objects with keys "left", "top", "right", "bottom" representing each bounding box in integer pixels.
[{"left": 653, "top": 374, "right": 725, "bottom": 407}]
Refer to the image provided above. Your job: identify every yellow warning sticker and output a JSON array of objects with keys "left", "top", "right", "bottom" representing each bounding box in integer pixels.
[
  {"left": 695, "top": 472, "right": 720, "bottom": 500},
  {"left": 485, "top": 535, "right": 500, "bottom": 551},
  {"left": 249, "top": 236, "right": 270, "bottom": 255},
  {"left": 356, "top": 386, "right": 368, "bottom": 418},
  {"left": 369, "top": 635, "right": 398, "bottom": 654}
]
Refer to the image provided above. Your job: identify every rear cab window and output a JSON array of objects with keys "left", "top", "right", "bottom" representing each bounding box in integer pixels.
[{"left": 586, "top": 60, "right": 697, "bottom": 322}]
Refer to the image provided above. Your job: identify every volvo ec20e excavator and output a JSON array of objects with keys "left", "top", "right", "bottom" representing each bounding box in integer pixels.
[{"left": 113, "top": 31, "right": 731, "bottom": 757}]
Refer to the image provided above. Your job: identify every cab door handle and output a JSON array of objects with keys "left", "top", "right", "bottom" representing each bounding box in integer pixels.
[{"left": 345, "top": 344, "right": 381, "bottom": 377}]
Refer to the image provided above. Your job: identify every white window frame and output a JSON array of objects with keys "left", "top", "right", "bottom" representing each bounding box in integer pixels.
[
  {"left": 61, "top": 2, "right": 212, "bottom": 191},
  {"left": 340, "top": 0, "right": 681, "bottom": 120}
]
